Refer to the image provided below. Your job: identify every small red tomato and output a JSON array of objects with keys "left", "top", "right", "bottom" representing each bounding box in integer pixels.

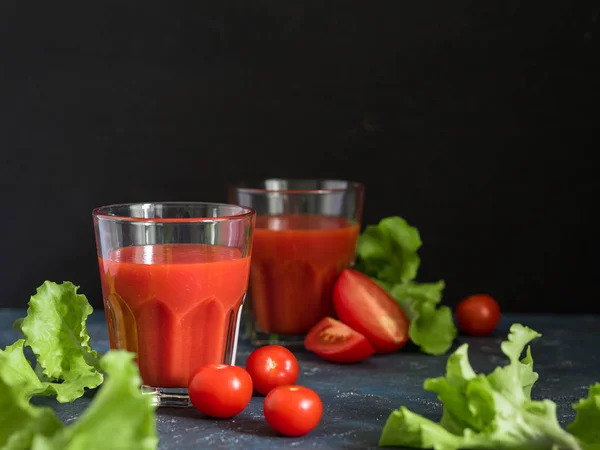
[
  {"left": 245, "top": 345, "right": 299, "bottom": 395},
  {"left": 304, "top": 317, "right": 375, "bottom": 363},
  {"left": 188, "top": 364, "right": 253, "bottom": 418},
  {"left": 456, "top": 294, "right": 501, "bottom": 336},
  {"left": 264, "top": 385, "right": 323, "bottom": 437}
]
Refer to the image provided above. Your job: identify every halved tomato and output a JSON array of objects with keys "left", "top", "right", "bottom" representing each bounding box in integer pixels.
[
  {"left": 304, "top": 317, "right": 375, "bottom": 363},
  {"left": 333, "top": 269, "right": 409, "bottom": 353}
]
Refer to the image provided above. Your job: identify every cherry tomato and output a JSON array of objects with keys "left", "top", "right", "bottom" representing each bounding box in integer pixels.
[
  {"left": 333, "top": 269, "right": 410, "bottom": 353},
  {"left": 304, "top": 317, "right": 375, "bottom": 363},
  {"left": 245, "top": 345, "right": 299, "bottom": 395},
  {"left": 264, "top": 385, "right": 323, "bottom": 437},
  {"left": 456, "top": 294, "right": 501, "bottom": 336},
  {"left": 188, "top": 364, "right": 253, "bottom": 418}
]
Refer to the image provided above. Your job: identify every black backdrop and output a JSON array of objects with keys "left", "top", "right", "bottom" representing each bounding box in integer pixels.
[{"left": 1, "top": 2, "right": 598, "bottom": 312}]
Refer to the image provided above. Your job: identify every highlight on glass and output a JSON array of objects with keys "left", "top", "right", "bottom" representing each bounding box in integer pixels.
[
  {"left": 93, "top": 202, "right": 255, "bottom": 406},
  {"left": 229, "top": 179, "right": 364, "bottom": 346}
]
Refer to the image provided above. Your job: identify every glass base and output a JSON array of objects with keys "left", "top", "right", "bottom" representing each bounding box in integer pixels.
[
  {"left": 248, "top": 327, "right": 306, "bottom": 347},
  {"left": 142, "top": 386, "right": 192, "bottom": 407}
]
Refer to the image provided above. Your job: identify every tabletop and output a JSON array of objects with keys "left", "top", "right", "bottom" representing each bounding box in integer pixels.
[{"left": 1, "top": 309, "right": 599, "bottom": 449}]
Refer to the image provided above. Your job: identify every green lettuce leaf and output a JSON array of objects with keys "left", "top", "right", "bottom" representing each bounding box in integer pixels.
[
  {"left": 18, "top": 281, "right": 103, "bottom": 402},
  {"left": 380, "top": 407, "right": 463, "bottom": 450},
  {"left": 485, "top": 324, "right": 541, "bottom": 403},
  {"left": 355, "top": 216, "right": 457, "bottom": 355},
  {"left": 36, "top": 351, "right": 158, "bottom": 450},
  {"left": 0, "top": 340, "right": 47, "bottom": 398},
  {"left": 0, "top": 339, "right": 102, "bottom": 404},
  {"left": 380, "top": 324, "right": 583, "bottom": 450},
  {"left": 2, "top": 280, "right": 157, "bottom": 449},
  {"left": 389, "top": 281, "right": 457, "bottom": 355},
  {"left": 0, "top": 353, "right": 64, "bottom": 450},
  {"left": 356, "top": 216, "right": 422, "bottom": 284},
  {"left": 567, "top": 383, "right": 600, "bottom": 450}
]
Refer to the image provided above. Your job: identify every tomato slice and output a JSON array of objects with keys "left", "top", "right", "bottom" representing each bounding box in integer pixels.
[
  {"left": 333, "top": 269, "right": 409, "bottom": 353},
  {"left": 304, "top": 317, "right": 375, "bottom": 363}
]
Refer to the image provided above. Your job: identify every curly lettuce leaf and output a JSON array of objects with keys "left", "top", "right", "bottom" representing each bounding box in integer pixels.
[
  {"left": 389, "top": 281, "right": 456, "bottom": 355},
  {"left": 380, "top": 324, "right": 582, "bottom": 450},
  {"left": 380, "top": 407, "right": 463, "bottom": 450},
  {"left": 0, "top": 339, "right": 101, "bottom": 404},
  {"left": 0, "top": 340, "right": 47, "bottom": 398},
  {"left": 567, "top": 383, "right": 600, "bottom": 450},
  {"left": 0, "top": 356, "right": 63, "bottom": 450},
  {"left": 38, "top": 351, "right": 158, "bottom": 450},
  {"left": 0, "top": 351, "right": 157, "bottom": 450},
  {"left": 2, "top": 281, "right": 157, "bottom": 449},
  {"left": 356, "top": 217, "right": 456, "bottom": 355},
  {"left": 356, "top": 216, "right": 422, "bottom": 284},
  {"left": 18, "top": 281, "right": 103, "bottom": 402},
  {"left": 485, "top": 324, "right": 541, "bottom": 403}
]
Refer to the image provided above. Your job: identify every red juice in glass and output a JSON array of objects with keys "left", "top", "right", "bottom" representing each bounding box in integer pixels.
[
  {"left": 93, "top": 202, "right": 255, "bottom": 406},
  {"left": 98, "top": 244, "right": 250, "bottom": 388},
  {"left": 229, "top": 179, "right": 364, "bottom": 346},
  {"left": 250, "top": 214, "right": 359, "bottom": 335}
]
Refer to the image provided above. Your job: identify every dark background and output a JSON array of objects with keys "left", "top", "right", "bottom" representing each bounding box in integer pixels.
[{"left": 0, "top": 2, "right": 598, "bottom": 312}]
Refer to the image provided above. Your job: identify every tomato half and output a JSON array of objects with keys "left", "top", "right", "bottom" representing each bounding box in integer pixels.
[
  {"left": 333, "top": 269, "right": 410, "bottom": 354},
  {"left": 188, "top": 364, "right": 253, "bottom": 418},
  {"left": 245, "top": 345, "right": 299, "bottom": 395},
  {"left": 304, "top": 317, "right": 375, "bottom": 363},
  {"left": 264, "top": 385, "right": 323, "bottom": 437},
  {"left": 456, "top": 294, "right": 501, "bottom": 336}
]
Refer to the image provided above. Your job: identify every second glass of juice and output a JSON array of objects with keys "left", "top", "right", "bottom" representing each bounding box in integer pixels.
[
  {"left": 229, "top": 179, "right": 364, "bottom": 346},
  {"left": 93, "top": 202, "right": 255, "bottom": 406}
]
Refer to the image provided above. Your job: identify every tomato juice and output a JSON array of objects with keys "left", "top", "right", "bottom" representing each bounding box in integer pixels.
[
  {"left": 249, "top": 214, "right": 359, "bottom": 335},
  {"left": 98, "top": 243, "right": 250, "bottom": 388}
]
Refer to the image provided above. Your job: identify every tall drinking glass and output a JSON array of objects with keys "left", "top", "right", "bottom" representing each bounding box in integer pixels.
[
  {"left": 229, "top": 180, "right": 364, "bottom": 346},
  {"left": 93, "top": 202, "right": 255, "bottom": 406}
]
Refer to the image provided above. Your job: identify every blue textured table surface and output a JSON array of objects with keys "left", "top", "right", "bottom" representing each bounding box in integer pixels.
[{"left": 1, "top": 309, "right": 599, "bottom": 449}]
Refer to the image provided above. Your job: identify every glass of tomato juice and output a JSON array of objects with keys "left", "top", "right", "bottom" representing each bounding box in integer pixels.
[
  {"left": 229, "top": 180, "right": 364, "bottom": 346},
  {"left": 92, "top": 202, "right": 255, "bottom": 406}
]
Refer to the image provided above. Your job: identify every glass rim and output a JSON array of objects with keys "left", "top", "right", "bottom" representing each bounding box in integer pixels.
[
  {"left": 229, "top": 178, "right": 364, "bottom": 195},
  {"left": 92, "top": 201, "right": 255, "bottom": 223}
]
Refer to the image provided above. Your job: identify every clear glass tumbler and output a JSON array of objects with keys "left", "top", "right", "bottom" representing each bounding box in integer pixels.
[
  {"left": 93, "top": 202, "right": 255, "bottom": 406},
  {"left": 229, "top": 179, "right": 364, "bottom": 346}
]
